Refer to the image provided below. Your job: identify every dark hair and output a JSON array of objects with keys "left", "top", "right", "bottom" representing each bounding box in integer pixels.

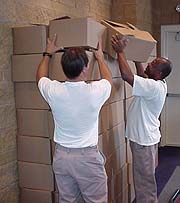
[
  {"left": 157, "top": 57, "right": 172, "bottom": 79},
  {"left": 61, "top": 47, "right": 89, "bottom": 79}
]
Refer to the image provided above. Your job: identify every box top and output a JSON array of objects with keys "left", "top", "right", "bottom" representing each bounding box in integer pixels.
[{"left": 101, "top": 20, "right": 157, "bottom": 43}]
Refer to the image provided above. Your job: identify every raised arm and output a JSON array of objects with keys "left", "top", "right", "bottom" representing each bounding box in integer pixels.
[
  {"left": 36, "top": 34, "right": 61, "bottom": 82},
  {"left": 134, "top": 61, "right": 148, "bottom": 78},
  {"left": 93, "top": 42, "right": 112, "bottom": 86},
  {"left": 111, "top": 34, "right": 134, "bottom": 86}
]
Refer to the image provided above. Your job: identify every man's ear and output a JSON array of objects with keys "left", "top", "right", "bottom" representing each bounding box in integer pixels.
[{"left": 157, "top": 71, "right": 162, "bottom": 80}]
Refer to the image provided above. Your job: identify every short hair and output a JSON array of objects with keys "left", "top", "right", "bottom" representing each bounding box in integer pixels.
[
  {"left": 61, "top": 47, "right": 89, "bottom": 79},
  {"left": 157, "top": 57, "right": 172, "bottom": 79}
]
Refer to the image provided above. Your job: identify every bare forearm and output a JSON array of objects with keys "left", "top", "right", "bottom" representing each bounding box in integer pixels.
[
  {"left": 135, "top": 61, "right": 147, "bottom": 78},
  {"left": 117, "top": 52, "right": 134, "bottom": 86},
  {"left": 36, "top": 56, "right": 50, "bottom": 82},
  {"left": 97, "top": 59, "right": 112, "bottom": 85}
]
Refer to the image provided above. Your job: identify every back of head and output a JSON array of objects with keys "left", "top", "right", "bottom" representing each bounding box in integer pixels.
[
  {"left": 157, "top": 57, "right": 172, "bottom": 79},
  {"left": 61, "top": 47, "right": 89, "bottom": 79}
]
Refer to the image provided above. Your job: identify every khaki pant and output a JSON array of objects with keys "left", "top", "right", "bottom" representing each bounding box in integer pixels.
[
  {"left": 53, "top": 144, "right": 107, "bottom": 203},
  {"left": 130, "top": 141, "right": 158, "bottom": 203}
]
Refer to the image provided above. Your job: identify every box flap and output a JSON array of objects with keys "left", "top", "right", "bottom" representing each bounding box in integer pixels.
[
  {"left": 101, "top": 20, "right": 157, "bottom": 42},
  {"left": 51, "top": 16, "right": 71, "bottom": 21}
]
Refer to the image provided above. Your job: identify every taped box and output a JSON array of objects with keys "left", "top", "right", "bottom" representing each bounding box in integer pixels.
[
  {"left": 101, "top": 20, "right": 157, "bottom": 62},
  {"left": 49, "top": 17, "right": 107, "bottom": 50}
]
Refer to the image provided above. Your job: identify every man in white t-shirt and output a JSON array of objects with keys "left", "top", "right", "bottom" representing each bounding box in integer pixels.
[
  {"left": 111, "top": 34, "right": 172, "bottom": 203},
  {"left": 36, "top": 35, "right": 112, "bottom": 203}
]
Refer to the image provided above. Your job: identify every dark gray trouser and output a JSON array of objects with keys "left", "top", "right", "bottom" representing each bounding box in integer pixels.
[
  {"left": 52, "top": 144, "right": 107, "bottom": 203},
  {"left": 130, "top": 141, "right": 158, "bottom": 203}
]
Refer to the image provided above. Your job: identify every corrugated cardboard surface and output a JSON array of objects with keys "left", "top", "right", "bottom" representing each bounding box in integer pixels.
[
  {"left": 17, "top": 109, "right": 50, "bottom": 137},
  {"left": 17, "top": 136, "right": 52, "bottom": 164},
  {"left": 12, "top": 54, "right": 42, "bottom": 82},
  {"left": 49, "top": 17, "right": 106, "bottom": 49},
  {"left": 18, "top": 161, "right": 54, "bottom": 191},
  {"left": 101, "top": 20, "right": 157, "bottom": 62},
  {"left": 13, "top": 25, "right": 47, "bottom": 54},
  {"left": 15, "top": 82, "right": 49, "bottom": 109},
  {"left": 110, "top": 77, "right": 124, "bottom": 103},
  {"left": 109, "top": 100, "right": 124, "bottom": 128},
  {"left": 20, "top": 188, "right": 53, "bottom": 203}
]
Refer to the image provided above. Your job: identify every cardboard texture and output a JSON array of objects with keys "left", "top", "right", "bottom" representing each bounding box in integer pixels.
[
  {"left": 17, "top": 136, "right": 51, "bottom": 164},
  {"left": 98, "top": 104, "right": 109, "bottom": 134},
  {"left": 101, "top": 20, "right": 157, "bottom": 62},
  {"left": 13, "top": 25, "right": 47, "bottom": 54},
  {"left": 108, "top": 122, "right": 125, "bottom": 149},
  {"left": 17, "top": 109, "right": 50, "bottom": 138},
  {"left": 112, "top": 143, "right": 126, "bottom": 172},
  {"left": 98, "top": 131, "right": 109, "bottom": 157},
  {"left": 18, "top": 161, "right": 54, "bottom": 191},
  {"left": 15, "top": 82, "right": 49, "bottom": 109},
  {"left": 113, "top": 163, "right": 128, "bottom": 197},
  {"left": 109, "top": 100, "right": 124, "bottom": 128},
  {"left": 49, "top": 17, "right": 106, "bottom": 49},
  {"left": 110, "top": 77, "right": 124, "bottom": 103},
  {"left": 20, "top": 188, "right": 52, "bottom": 203},
  {"left": 12, "top": 54, "right": 42, "bottom": 82},
  {"left": 106, "top": 56, "right": 121, "bottom": 78}
]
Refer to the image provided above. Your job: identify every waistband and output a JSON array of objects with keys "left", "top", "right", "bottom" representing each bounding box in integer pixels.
[{"left": 55, "top": 144, "right": 98, "bottom": 153}]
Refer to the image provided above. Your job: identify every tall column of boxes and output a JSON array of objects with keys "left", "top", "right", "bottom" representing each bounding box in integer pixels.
[{"left": 12, "top": 25, "right": 55, "bottom": 203}]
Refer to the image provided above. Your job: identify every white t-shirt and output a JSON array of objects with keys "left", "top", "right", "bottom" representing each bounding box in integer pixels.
[
  {"left": 126, "top": 75, "right": 167, "bottom": 146},
  {"left": 38, "top": 77, "right": 111, "bottom": 148}
]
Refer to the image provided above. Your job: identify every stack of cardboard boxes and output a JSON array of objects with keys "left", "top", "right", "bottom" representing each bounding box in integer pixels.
[{"left": 12, "top": 17, "right": 156, "bottom": 203}]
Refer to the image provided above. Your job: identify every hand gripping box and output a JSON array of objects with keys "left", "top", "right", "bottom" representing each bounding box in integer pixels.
[
  {"left": 49, "top": 17, "right": 106, "bottom": 50},
  {"left": 101, "top": 20, "right": 157, "bottom": 62}
]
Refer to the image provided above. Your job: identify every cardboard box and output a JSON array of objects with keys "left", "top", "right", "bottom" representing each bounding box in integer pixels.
[
  {"left": 99, "top": 104, "right": 109, "bottom": 134},
  {"left": 12, "top": 54, "right": 42, "bottom": 82},
  {"left": 12, "top": 25, "right": 47, "bottom": 54},
  {"left": 108, "top": 122, "right": 125, "bottom": 149},
  {"left": 112, "top": 143, "right": 126, "bottom": 172},
  {"left": 18, "top": 161, "right": 54, "bottom": 191},
  {"left": 15, "top": 82, "right": 49, "bottom": 109},
  {"left": 17, "top": 109, "right": 51, "bottom": 137},
  {"left": 109, "top": 100, "right": 124, "bottom": 128},
  {"left": 20, "top": 188, "right": 53, "bottom": 203},
  {"left": 49, "top": 17, "right": 106, "bottom": 49},
  {"left": 17, "top": 136, "right": 52, "bottom": 164},
  {"left": 113, "top": 163, "right": 128, "bottom": 198},
  {"left": 110, "top": 77, "right": 124, "bottom": 103},
  {"left": 106, "top": 55, "right": 121, "bottom": 78},
  {"left": 101, "top": 20, "right": 157, "bottom": 62}
]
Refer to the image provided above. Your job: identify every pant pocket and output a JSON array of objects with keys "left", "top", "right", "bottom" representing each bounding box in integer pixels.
[{"left": 99, "top": 150, "right": 106, "bottom": 165}]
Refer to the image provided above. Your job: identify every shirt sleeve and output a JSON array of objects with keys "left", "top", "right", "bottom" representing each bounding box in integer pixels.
[
  {"left": 38, "top": 77, "right": 53, "bottom": 103},
  {"left": 132, "top": 75, "right": 160, "bottom": 99},
  {"left": 91, "top": 79, "right": 112, "bottom": 103}
]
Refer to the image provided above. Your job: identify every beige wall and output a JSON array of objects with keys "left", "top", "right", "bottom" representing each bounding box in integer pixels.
[
  {"left": 152, "top": 0, "right": 180, "bottom": 55},
  {"left": 111, "top": 0, "right": 153, "bottom": 33}
]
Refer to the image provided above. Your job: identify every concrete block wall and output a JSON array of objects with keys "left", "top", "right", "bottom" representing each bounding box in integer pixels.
[
  {"left": 152, "top": 0, "right": 180, "bottom": 55},
  {"left": 111, "top": 0, "right": 153, "bottom": 34}
]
